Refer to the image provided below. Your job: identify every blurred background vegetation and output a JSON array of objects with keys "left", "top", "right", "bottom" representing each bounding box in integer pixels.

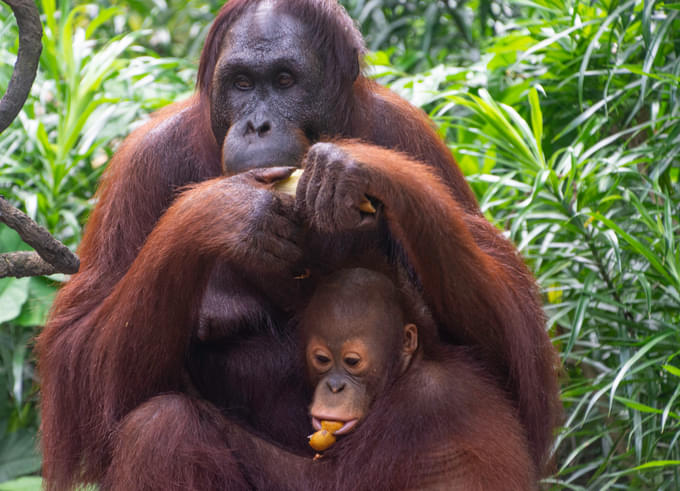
[{"left": 0, "top": 0, "right": 678, "bottom": 489}]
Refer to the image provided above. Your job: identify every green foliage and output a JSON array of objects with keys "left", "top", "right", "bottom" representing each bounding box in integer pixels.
[
  {"left": 94, "top": 0, "right": 223, "bottom": 59},
  {"left": 1, "top": 0, "right": 678, "bottom": 487},
  {"left": 0, "top": 432, "right": 41, "bottom": 485},
  {"left": 0, "top": 228, "right": 45, "bottom": 483},
  {"left": 0, "top": 476, "right": 43, "bottom": 491},
  {"left": 2, "top": 0, "right": 194, "bottom": 247},
  {"left": 457, "top": 89, "right": 679, "bottom": 488},
  {"left": 341, "top": 0, "right": 526, "bottom": 71}
]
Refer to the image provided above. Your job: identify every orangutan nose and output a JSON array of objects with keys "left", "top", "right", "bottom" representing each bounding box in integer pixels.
[
  {"left": 246, "top": 119, "right": 271, "bottom": 137},
  {"left": 327, "top": 377, "right": 346, "bottom": 393}
]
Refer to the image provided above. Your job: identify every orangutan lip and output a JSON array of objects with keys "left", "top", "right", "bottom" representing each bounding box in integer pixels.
[
  {"left": 311, "top": 416, "right": 359, "bottom": 435},
  {"left": 334, "top": 419, "right": 358, "bottom": 435}
]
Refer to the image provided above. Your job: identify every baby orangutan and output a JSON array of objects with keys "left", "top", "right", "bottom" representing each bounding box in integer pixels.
[
  {"left": 304, "top": 268, "right": 419, "bottom": 452},
  {"left": 223, "top": 267, "right": 539, "bottom": 490},
  {"left": 298, "top": 267, "right": 538, "bottom": 489}
]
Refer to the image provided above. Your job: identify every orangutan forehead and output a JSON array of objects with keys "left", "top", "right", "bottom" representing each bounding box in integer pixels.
[
  {"left": 316, "top": 269, "right": 400, "bottom": 309},
  {"left": 303, "top": 268, "right": 405, "bottom": 341},
  {"left": 222, "top": 5, "right": 309, "bottom": 53}
]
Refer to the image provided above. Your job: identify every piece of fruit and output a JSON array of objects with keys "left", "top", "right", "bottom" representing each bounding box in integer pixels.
[
  {"left": 273, "top": 169, "right": 303, "bottom": 196},
  {"left": 320, "top": 420, "right": 343, "bottom": 433},
  {"left": 309, "top": 429, "right": 336, "bottom": 451},
  {"left": 358, "top": 198, "right": 376, "bottom": 213},
  {"left": 273, "top": 170, "right": 376, "bottom": 214},
  {"left": 308, "top": 420, "right": 344, "bottom": 452}
]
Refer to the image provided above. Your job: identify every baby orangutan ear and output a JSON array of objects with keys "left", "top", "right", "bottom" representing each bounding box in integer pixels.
[{"left": 399, "top": 323, "right": 418, "bottom": 374}]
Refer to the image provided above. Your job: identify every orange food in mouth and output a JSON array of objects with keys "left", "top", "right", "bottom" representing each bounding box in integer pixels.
[
  {"left": 320, "top": 421, "right": 343, "bottom": 433},
  {"left": 308, "top": 420, "right": 344, "bottom": 451}
]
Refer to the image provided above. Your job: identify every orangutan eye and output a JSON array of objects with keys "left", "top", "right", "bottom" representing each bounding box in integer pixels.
[
  {"left": 344, "top": 356, "right": 360, "bottom": 367},
  {"left": 234, "top": 75, "right": 254, "bottom": 91},
  {"left": 276, "top": 72, "right": 295, "bottom": 88},
  {"left": 315, "top": 354, "right": 331, "bottom": 365}
]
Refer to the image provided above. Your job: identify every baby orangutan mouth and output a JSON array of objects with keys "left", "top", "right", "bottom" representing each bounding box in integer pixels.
[
  {"left": 311, "top": 416, "right": 359, "bottom": 435},
  {"left": 308, "top": 416, "right": 360, "bottom": 452}
]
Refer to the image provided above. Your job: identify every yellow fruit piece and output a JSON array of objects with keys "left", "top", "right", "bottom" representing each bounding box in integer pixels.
[
  {"left": 320, "top": 420, "right": 343, "bottom": 433},
  {"left": 358, "top": 198, "right": 376, "bottom": 214},
  {"left": 273, "top": 169, "right": 303, "bottom": 196},
  {"left": 308, "top": 420, "right": 343, "bottom": 452},
  {"left": 273, "top": 170, "right": 376, "bottom": 214},
  {"left": 309, "top": 429, "right": 336, "bottom": 451}
]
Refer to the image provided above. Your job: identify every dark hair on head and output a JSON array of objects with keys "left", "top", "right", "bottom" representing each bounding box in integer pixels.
[
  {"left": 197, "top": 0, "right": 253, "bottom": 98},
  {"left": 306, "top": 262, "right": 440, "bottom": 357},
  {"left": 197, "top": 0, "right": 365, "bottom": 106},
  {"left": 276, "top": 0, "right": 365, "bottom": 89}
]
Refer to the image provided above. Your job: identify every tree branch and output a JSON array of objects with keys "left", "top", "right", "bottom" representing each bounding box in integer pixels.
[
  {"left": 0, "top": 251, "right": 59, "bottom": 278},
  {"left": 0, "top": 0, "right": 42, "bottom": 134},
  {"left": 0, "top": 3, "right": 80, "bottom": 279},
  {"left": 0, "top": 197, "right": 80, "bottom": 278}
]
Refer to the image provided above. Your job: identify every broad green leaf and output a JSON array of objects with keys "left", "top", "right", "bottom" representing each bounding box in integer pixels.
[
  {"left": 0, "top": 278, "right": 30, "bottom": 324},
  {"left": 0, "top": 430, "right": 41, "bottom": 483},
  {"left": 0, "top": 477, "right": 42, "bottom": 491},
  {"left": 14, "top": 277, "right": 57, "bottom": 327}
]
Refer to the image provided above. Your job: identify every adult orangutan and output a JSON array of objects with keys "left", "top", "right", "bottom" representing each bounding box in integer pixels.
[{"left": 36, "top": 0, "right": 561, "bottom": 489}]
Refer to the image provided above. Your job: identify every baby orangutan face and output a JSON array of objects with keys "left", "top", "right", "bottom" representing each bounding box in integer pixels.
[{"left": 301, "top": 268, "right": 418, "bottom": 437}]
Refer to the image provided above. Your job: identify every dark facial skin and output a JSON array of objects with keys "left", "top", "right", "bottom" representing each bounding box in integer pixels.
[
  {"left": 301, "top": 269, "right": 418, "bottom": 435},
  {"left": 211, "top": 3, "right": 326, "bottom": 175}
]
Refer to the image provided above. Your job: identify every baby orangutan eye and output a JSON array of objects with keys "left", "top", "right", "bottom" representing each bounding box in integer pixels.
[
  {"left": 315, "top": 354, "right": 331, "bottom": 365},
  {"left": 344, "top": 356, "right": 360, "bottom": 367}
]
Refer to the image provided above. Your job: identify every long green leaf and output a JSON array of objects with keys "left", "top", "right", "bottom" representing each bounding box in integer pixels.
[
  {"left": 609, "top": 332, "right": 675, "bottom": 411},
  {"left": 593, "top": 212, "right": 676, "bottom": 286}
]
